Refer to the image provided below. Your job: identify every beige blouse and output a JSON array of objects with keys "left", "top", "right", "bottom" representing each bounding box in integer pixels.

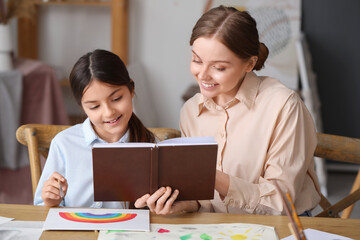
[{"left": 180, "top": 72, "right": 321, "bottom": 215}]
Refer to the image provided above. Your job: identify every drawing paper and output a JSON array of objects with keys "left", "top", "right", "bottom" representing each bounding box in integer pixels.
[
  {"left": 0, "top": 221, "right": 43, "bottom": 240},
  {"left": 281, "top": 228, "right": 352, "bottom": 240},
  {"left": 0, "top": 216, "right": 13, "bottom": 225},
  {"left": 98, "top": 223, "right": 279, "bottom": 240},
  {"left": 43, "top": 208, "right": 149, "bottom": 231}
]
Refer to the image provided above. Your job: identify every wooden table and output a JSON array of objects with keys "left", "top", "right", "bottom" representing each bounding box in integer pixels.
[{"left": 1, "top": 204, "right": 359, "bottom": 239}]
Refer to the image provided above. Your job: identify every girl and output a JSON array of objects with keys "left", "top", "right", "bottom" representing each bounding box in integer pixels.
[
  {"left": 34, "top": 49, "right": 155, "bottom": 208},
  {"left": 136, "top": 6, "right": 321, "bottom": 216}
]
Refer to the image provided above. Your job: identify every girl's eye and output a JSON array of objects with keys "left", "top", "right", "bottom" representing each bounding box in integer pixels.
[
  {"left": 89, "top": 105, "right": 100, "bottom": 110},
  {"left": 113, "top": 96, "right": 123, "bottom": 102}
]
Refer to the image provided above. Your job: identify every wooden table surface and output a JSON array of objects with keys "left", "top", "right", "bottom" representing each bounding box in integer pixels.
[{"left": 1, "top": 204, "right": 359, "bottom": 239}]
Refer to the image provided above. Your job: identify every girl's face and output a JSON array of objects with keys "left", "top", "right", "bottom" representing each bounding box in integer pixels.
[
  {"left": 81, "top": 79, "right": 134, "bottom": 143},
  {"left": 190, "top": 37, "right": 255, "bottom": 106}
]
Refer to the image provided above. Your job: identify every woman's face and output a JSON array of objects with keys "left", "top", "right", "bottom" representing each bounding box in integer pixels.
[
  {"left": 190, "top": 37, "right": 255, "bottom": 106},
  {"left": 81, "top": 79, "right": 134, "bottom": 143}
]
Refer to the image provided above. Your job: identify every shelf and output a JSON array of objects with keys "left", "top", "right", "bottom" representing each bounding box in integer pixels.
[
  {"left": 18, "top": 0, "right": 128, "bottom": 64},
  {"left": 36, "top": 1, "right": 111, "bottom": 7}
]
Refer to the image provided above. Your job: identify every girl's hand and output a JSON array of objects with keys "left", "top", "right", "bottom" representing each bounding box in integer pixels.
[
  {"left": 41, "top": 172, "right": 68, "bottom": 207},
  {"left": 134, "top": 186, "right": 199, "bottom": 215}
]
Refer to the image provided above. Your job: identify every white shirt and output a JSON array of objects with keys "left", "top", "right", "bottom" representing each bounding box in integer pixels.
[{"left": 34, "top": 118, "right": 129, "bottom": 208}]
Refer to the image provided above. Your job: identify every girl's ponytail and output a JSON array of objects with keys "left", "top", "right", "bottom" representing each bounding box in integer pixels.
[{"left": 128, "top": 113, "right": 156, "bottom": 143}]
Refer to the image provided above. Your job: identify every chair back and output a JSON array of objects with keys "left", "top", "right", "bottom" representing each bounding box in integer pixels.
[
  {"left": 16, "top": 124, "right": 181, "bottom": 198},
  {"left": 314, "top": 133, "right": 360, "bottom": 218}
]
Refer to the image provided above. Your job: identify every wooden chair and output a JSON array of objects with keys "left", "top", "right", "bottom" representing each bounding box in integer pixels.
[
  {"left": 314, "top": 133, "right": 360, "bottom": 218},
  {"left": 16, "top": 124, "right": 181, "bottom": 198}
]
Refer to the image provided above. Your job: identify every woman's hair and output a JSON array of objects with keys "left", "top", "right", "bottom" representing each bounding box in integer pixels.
[
  {"left": 69, "top": 49, "right": 155, "bottom": 143},
  {"left": 190, "top": 6, "right": 269, "bottom": 71}
]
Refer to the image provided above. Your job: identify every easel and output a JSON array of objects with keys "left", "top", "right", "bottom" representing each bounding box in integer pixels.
[{"left": 296, "top": 33, "right": 327, "bottom": 196}]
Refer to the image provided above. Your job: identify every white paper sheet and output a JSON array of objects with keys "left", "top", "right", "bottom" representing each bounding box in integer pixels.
[
  {"left": 0, "top": 221, "right": 43, "bottom": 240},
  {"left": 98, "top": 223, "right": 279, "bottom": 240},
  {"left": 281, "top": 228, "right": 353, "bottom": 240},
  {"left": 43, "top": 208, "right": 149, "bottom": 231},
  {"left": 0, "top": 216, "right": 14, "bottom": 225}
]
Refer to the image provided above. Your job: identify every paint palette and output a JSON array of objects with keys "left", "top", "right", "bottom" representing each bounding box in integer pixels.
[
  {"left": 43, "top": 208, "right": 149, "bottom": 231},
  {"left": 98, "top": 223, "right": 279, "bottom": 240}
]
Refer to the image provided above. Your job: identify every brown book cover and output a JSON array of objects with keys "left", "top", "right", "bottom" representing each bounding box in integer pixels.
[{"left": 92, "top": 137, "right": 218, "bottom": 202}]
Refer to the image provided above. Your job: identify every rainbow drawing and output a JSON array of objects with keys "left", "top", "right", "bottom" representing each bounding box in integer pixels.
[{"left": 59, "top": 212, "right": 137, "bottom": 223}]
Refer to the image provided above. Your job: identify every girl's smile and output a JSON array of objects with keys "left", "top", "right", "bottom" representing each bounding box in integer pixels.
[
  {"left": 104, "top": 115, "right": 122, "bottom": 125},
  {"left": 81, "top": 79, "right": 134, "bottom": 143}
]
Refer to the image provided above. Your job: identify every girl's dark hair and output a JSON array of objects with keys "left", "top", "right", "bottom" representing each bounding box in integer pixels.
[
  {"left": 190, "top": 6, "right": 269, "bottom": 71},
  {"left": 69, "top": 49, "right": 155, "bottom": 143}
]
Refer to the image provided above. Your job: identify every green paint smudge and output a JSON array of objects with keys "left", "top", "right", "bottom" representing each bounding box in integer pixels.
[
  {"left": 200, "top": 233, "right": 212, "bottom": 240},
  {"left": 180, "top": 233, "right": 193, "bottom": 240}
]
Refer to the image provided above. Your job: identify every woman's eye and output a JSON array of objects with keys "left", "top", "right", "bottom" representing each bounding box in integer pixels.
[
  {"left": 214, "top": 66, "right": 226, "bottom": 71},
  {"left": 192, "top": 58, "right": 202, "bottom": 64}
]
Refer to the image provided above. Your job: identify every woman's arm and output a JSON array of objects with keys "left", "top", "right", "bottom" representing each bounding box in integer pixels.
[
  {"left": 134, "top": 187, "right": 200, "bottom": 215},
  {"left": 215, "top": 170, "right": 230, "bottom": 199},
  {"left": 221, "top": 94, "right": 319, "bottom": 215}
]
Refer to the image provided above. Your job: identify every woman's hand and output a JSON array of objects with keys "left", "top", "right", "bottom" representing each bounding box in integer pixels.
[
  {"left": 134, "top": 186, "right": 199, "bottom": 215},
  {"left": 215, "top": 170, "right": 230, "bottom": 199},
  {"left": 41, "top": 172, "right": 67, "bottom": 207}
]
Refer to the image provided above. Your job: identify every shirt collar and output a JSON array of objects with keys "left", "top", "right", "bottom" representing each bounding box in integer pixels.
[
  {"left": 197, "top": 72, "right": 260, "bottom": 115},
  {"left": 83, "top": 118, "right": 130, "bottom": 145}
]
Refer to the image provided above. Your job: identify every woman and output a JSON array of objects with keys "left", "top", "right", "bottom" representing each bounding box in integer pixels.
[{"left": 135, "top": 6, "right": 321, "bottom": 216}]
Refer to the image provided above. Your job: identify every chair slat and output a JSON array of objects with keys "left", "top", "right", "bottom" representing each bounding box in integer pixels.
[{"left": 314, "top": 132, "right": 360, "bottom": 218}]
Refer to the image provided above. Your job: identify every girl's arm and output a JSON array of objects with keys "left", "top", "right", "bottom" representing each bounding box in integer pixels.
[
  {"left": 34, "top": 140, "right": 67, "bottom": 206},
  {"left": 41, "top": 172, "right": 68, "bottom": 207}
]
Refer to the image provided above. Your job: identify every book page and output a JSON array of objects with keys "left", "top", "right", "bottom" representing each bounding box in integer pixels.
[
  {"left": 93, "top": 142, "right": 156, "bottom": 148},
  {"left": 158, "top": 136, "right": 217, "bottom": 146}
]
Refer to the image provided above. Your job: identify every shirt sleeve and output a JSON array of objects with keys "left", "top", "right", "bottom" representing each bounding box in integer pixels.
[
  {"left": 223, "top": 93, "right": 318, "bottom": 215},
  {"left": 33, "top": 139, "right": 66, "bottom": 206}
]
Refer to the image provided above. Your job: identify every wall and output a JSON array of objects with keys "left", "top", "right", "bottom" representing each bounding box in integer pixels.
[
  {"left": 302, "top": 0, "right": 360, "bottom": 138},
  {"left": 14, "top": 0, "right": 359, "bottom": 136},
  {"left": 16, "top": 0, "right": 205, "bottom": 129}
]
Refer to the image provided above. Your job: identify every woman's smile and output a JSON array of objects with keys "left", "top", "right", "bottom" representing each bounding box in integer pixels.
[{"left": 201, "top": 81, "right": 219, "bottom": 89}]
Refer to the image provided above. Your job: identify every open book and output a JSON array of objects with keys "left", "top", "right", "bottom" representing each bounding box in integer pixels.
[{"left": 92, "top": 137, "right": 218, "bottom": 202}]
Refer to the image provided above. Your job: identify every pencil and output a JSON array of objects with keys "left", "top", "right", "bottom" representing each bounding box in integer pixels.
[
  {"left": 273, "top": 181, "right": 302, "bottom": 240},
  {"left": 58, "top": 179, "right": 64, "bottom": 201},
  {"left": 286, "top": 192, "right": 306, "bottom": 240}
]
